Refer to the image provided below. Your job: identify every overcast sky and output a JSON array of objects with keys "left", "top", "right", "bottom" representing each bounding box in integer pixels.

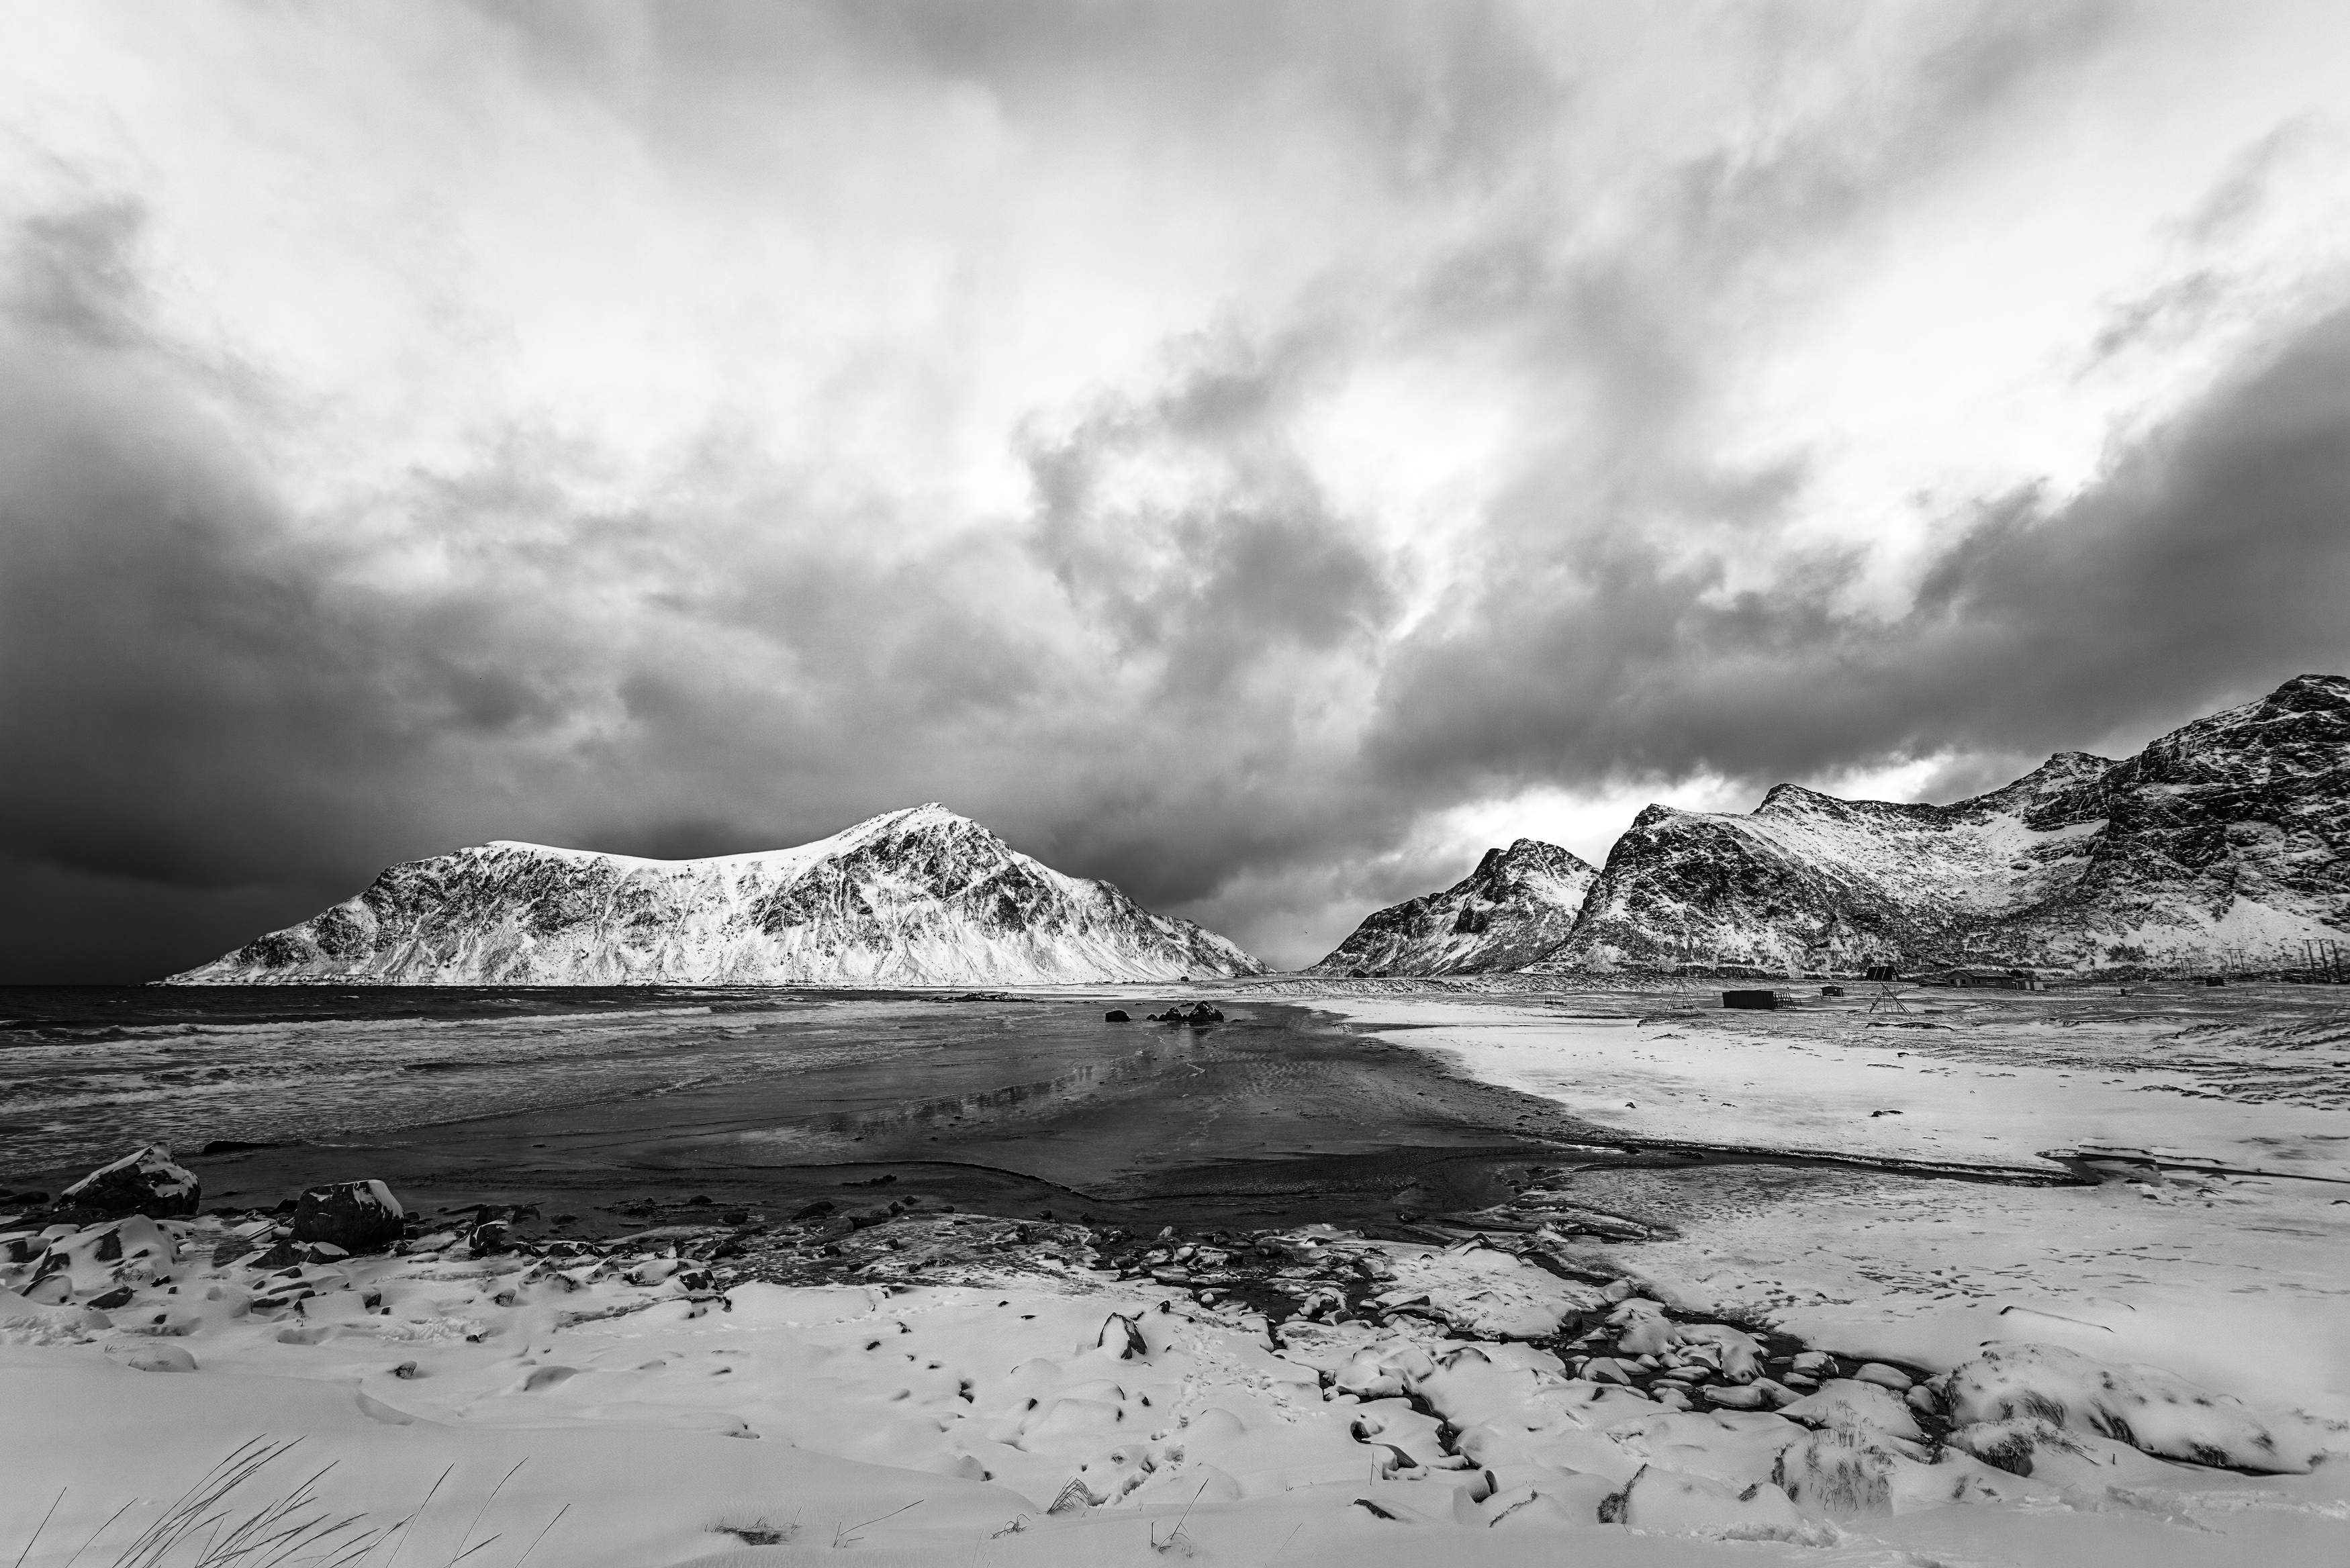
[{"left": 6, "top": 1, "right": 2350, "bottom": 979}]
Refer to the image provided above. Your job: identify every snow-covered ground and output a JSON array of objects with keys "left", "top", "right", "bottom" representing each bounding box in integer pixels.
[{"left": 5, "top": 987, "right": 2348, "bottom": 1566}]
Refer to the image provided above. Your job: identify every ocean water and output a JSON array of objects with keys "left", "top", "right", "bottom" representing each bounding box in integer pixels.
[{"left": 0, "top": 985, "right": 1000, "bottom": 1182}]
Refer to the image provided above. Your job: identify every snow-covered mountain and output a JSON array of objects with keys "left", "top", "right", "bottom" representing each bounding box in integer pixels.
[
  {"left": 1306, "top": 839, "right": 1596, "bottom": 977},
  {"left": 1533, "top": 674, "right": 2350, "bottom": 975},
  {"left": 169, "top": 805, "right": 1265, "bottom": 986}
]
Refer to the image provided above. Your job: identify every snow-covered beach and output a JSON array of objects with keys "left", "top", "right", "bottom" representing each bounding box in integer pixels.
[{"left": 5, "top": 982, "right": 2347, "bottom": 1566}]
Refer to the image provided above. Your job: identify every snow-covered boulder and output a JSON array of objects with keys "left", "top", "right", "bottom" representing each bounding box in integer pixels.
[
  {"left": 24, "top": 1216, "right": 179, "bottom": 1303},
  {"left": 1932, "top": 1342, "right": 2321, "bottom": 1473},
  {"left": 1600, "top": 1464, "right": 1810, "bottom": 1540},
  {"left": 1777, "top": 1378, "right": 1924, "bottom": 1444},
  {"left": 108, "top": 1340, "right": 197, "bottom": 1373},
  {"left": 57, "top": 1144, "right": 199, "bottom": 1218},
  {"left": 289, "top": 1180, "right": 405, "bottom": 1254}
]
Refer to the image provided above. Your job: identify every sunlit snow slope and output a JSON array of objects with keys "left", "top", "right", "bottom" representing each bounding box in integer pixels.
[
  {"left": 1536, "top": 674, "right": 2350, "bottom": 973},
  {"left": 169, "top": 805, "right": 1264, "bottom": 985},
  {"left": 1305, "top": 839, "right": 1596, "bottom": 976}
]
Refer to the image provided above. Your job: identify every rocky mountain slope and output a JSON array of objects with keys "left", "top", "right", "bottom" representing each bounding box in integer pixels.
[
  {"left": 1533, "top": 674, "right": 2350, "bottom": 975},
  {"left": 1306, "top": 838, "right": 1596, "bottom": 976},
  {"left": 170, "top": 805, "right": 1264, "bottom": 986}
]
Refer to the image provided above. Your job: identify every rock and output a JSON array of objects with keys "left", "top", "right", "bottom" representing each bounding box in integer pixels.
[
  {"left": 57, "top": 1145, "right": 199, "bottom": 1218},
  {"left": 1097, "top": 1312, "right": 1150, "bottom": 1359},
  {"left": 1699, "top": 1382, "right": 1770, "bottom": 1410},
  {"left": 288, "top": 1180, "right": 406, "bottom": 1255},
  {"left": 113, "top": 1341, "right": 197, "bottom": 1373},
  {"left": 1147, "top": 1001, "right": 1225, "bottom": 1024},
  {"left": 1778, "top": 1379, "right": 1924, "bottom": 1442},
  {"left": 1946, "top": 1416, "right": 2086, "bottom": 1477},
  {"left": 1772, "top": 1428, "right": 1908, "bottom": 1516},
  {"left": 1850, "top": 1362, "right": 1912, "bottom": 1392},
  {"left": 1599, "top": 1465, "right": 1805, "bottom": 1538},
  {"left": 1104, "top": 1009, "right": 1131, "bottom": 1022},
  {"left": 1934, "top": 1342, "right": 2321, "bottom": 1473}
]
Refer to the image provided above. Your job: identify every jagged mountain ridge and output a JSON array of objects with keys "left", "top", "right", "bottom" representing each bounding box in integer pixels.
[
  {"left": 169, "top": 804, "right": 1265, "bottom": 986},
  {"left": 1533, "top": 674, "right": 2350, "bottom": 974},
  {"left": 1305, "top": 839, "right": 1597, "bottom": 976}
]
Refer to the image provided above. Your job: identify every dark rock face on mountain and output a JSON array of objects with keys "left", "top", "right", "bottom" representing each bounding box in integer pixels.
[
  {"left": 170, "top": 804, "right": 1265, "bottom": 986},
  {"left": 1534, "top": 675, "right": 2350, "bottom": 975},
  {"left": 1307, "top": 838, "right": 1597, "bottom": 976}
]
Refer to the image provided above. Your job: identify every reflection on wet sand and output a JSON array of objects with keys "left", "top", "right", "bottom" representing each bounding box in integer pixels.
[{"left": 4, "top": 989, "right": 1623, "bottom": 1238}]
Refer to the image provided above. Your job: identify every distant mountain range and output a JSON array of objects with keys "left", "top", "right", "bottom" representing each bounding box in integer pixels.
[
  {"left": 1305, "top": 838, "right": 1595, "bottom": 977},
  {"left": 171, "top": 804, "right": 1264, "bottom": 986},
  {"left": 177, "top": 677, "right": 2349, "bottom": 986},
  {"left": 1316, "top": 674, "right": 2350, "bottom": 976}
]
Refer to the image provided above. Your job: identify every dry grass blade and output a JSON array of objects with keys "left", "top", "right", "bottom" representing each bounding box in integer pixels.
[
  {"left": 378, "top": 1465, "right": 453, "bottom": 1568},
  {"left": 59, "top": 1500, "right": 138, "bottom": 1568},
  {"left": 1, "top": 1438, "right": 391, "bottom": 1568},
  {"left": 507, "top": 1504, "right": 568, "bottom": 1568},
  {"left": 446, "top": 1461, "right": 525, "bottom": 1567},
  {"left": 9, "top": 1489, "right": 64, "bottom": 1568}
]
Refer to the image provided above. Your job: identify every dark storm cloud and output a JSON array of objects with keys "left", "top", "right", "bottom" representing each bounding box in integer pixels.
[
  {"left": 1025, "top": 328, "right": 1396, "bottom": 699},
  {"left": 5, "top": 1, "right": 2345, "bottom": 977},
  {"left": 1369, "top": 303, "right": 2350, "bottom": 795}
]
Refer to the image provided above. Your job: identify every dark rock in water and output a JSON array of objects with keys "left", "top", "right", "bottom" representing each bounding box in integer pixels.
[
  {"left": 199, "top": 1140, "right": 288, "bottom": 1155},
  {"left": 57, "top": 1144, "right": 200, "bottom": 1218},
  {"left": 1147, "top": 1001, "right": 1225, "bottom": 1025},
  {"left": 289, "top": 1180, "right": 406, "bottom": 1255},
  {"left": 1722, "top": 990, "right": 1778, "bottom": 1010},
  {"left": 1103, "top": 1009, "right": 1131, "bottom": 1022},
  {"left": 791, "top": 1200, "right": 835, "bottom": 1221}
]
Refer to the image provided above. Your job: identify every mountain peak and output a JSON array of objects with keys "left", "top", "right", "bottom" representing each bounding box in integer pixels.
[
  {"left": 1536, "top": 673, "right": 2349, "bottom": 975},
  {"left": 2259, "top": 673, "right": 2350, "bottom": 714},
  {"left": 1305, "top": 837, "right": 1595, "bottom": 977},
  {"left": 171, "top": 805, "right": 1262, "bottom": 986}
]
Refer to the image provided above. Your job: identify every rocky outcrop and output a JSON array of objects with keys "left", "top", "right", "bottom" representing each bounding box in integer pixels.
[
  {"left": 53, "top": 1144, "right": 199, "bottom": 1220},
  {"left": 289, "top": 1180, "right": 406, "bottom": 1255},
  {"left": 169, "top": 804, "right": 1264, "bottom": 987},
  {"left": 1307, "top": 839, "right": 1597, "bottom": 976},
  {"left": 1533, "top": 675, "right": 2350, "bottom": 975}
]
